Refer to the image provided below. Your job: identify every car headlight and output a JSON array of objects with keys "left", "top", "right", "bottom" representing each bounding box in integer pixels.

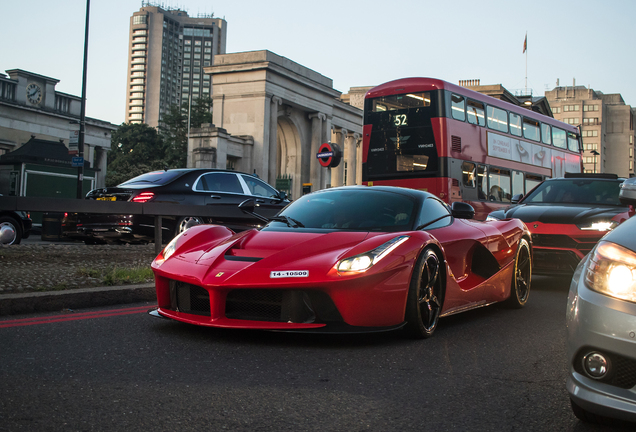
[
  {"left": 486, "top": 215, "right": 500, "bottom": 221},
  {"left": 578, "top": 221, "right": 618, "bottom": 231},
  {"left": 158, "top": 231, "right": 186, "bottom": 264},
  {"left": 337, "top": 235, "right": 409, "bottom": 273},
  {"left": 584, "top": 240, "right": 636, "bottom": 303}
]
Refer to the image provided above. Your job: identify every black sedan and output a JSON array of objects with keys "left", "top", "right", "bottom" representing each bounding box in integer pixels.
[
  {"left": 487, "top": 173, "right": 632, "bottom": 275},
  {"left": 62, "top": 169, "right": 290, "bottom": 244}
]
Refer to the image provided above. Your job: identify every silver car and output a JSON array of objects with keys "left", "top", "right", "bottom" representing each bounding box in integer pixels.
[{"left": 566, "top": 177, "right": 636, "bottom": 424}]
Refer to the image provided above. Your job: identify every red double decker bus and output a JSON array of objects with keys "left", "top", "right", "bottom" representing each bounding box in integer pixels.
[{"left": 361, "top": 78, "right": 583, "bottom": 220}]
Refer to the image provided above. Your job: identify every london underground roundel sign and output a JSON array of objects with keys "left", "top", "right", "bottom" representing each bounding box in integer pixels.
[{"left": 316, "top": 142, "right": 342, "bottom": 168}]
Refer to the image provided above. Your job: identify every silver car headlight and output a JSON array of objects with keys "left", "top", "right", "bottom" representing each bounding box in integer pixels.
[
  {"left": 486, "top": 215, "right": 500, "bottom": 222},
  {"left": 337, "top": 235, "right": 409, "bottom": 273},
  {"left": 584, "top": 240, "right": 636, "bottom": 303},
  {"left": 577, "top": 221, "right": 618, "bottom": 231}
]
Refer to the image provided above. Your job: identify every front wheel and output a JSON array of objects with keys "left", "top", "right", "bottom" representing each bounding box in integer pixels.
[
  {"left": 404, "top": 248, "right": 444, "bottom": 339},
  {"left": 506, "top": 238, "right": 531, "bottom": 308}
]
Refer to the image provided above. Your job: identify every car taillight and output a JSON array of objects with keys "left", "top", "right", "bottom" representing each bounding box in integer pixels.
[
  {"left": 64, "top": 212, "right": 68, "bottom": 218},
  {"left": 131, "top": 192, "right": 155, "bottom": 203}
]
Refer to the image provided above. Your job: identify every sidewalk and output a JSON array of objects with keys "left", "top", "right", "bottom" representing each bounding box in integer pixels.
[{"left": 1, "top": 236, "right": 158, "bottom": 316}]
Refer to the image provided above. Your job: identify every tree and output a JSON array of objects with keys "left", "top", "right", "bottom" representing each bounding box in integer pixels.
[
  {"left": 159, "top": 96, "right": 213, "bottom": 168},
  {"left": 106, "top": 123, "right": 166, "bottom": 186}
]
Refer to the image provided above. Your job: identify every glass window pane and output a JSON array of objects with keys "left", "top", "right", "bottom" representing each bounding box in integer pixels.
[
  {"left": 466, "top": 100, "right": 485, "bottom": 126},
  {"left": 523, "top": 118, "right": 540, "bottom": 142},
  {"left": 462, "top": 162, "right": 476, "bottom": 187},
  {"left": 487, "top": 106, "right": 508, "bottom": 132},
  {"left": 509, "top": 113, "right": 522, "bottom": 137},
  {"left": 512, "top": 171, "right": 524, "bottom": 196},
  {"left": 451, "top": 93, "right": 465, "bottom": 121},
  {"left": 488, "top": 167, "right": 511, "bottom": 202},
  {"left": 477, "top": 165, "right": 488, "bottom": 200},
  {"left": 568, "top": 133, "right": 580, "bottom": 152},
  {"left": 552, "top": 128, "right": 567, "bottom": 149},
  {"left": 541, "top": 123, "right": 551, "bottom": 145}
]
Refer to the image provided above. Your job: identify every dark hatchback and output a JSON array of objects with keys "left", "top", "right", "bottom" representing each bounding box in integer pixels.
[
  {"left": 487, "top": 173, "right": 633, "bottom": 275},
  {"left": 62, "top": 169, "right": 290, "bottom": 244}
]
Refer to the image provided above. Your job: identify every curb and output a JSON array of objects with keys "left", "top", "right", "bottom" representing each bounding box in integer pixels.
[{"left": 0, "top": 283, "right": 156, "bottom": 316}]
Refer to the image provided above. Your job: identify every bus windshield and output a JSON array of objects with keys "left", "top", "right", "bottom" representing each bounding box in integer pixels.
[{"left": 365, "top": 92, "right": 440, "bottom": 179}]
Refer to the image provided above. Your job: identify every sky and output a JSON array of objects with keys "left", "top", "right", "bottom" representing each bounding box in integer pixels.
[{"left": 3, "top": 0, "right": 635, "bottom": 126}]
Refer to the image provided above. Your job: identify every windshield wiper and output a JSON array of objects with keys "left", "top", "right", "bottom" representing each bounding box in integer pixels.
[{"left": 271, "top": 215, "right": 304, "bottom": 228}]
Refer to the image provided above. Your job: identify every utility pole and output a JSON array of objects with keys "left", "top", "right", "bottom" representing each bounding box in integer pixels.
[{"left": 77, "top": 0, "right": 90, "bottom": 199}]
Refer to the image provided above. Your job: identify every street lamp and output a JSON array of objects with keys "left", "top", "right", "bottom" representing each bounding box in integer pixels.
[{"left": 591, "top": 150, "right": 600, "bottom": 174}]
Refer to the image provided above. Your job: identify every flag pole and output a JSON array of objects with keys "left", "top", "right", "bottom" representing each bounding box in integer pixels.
[{"left": 524, "top": 32, "right": 528, "bottom": 95}]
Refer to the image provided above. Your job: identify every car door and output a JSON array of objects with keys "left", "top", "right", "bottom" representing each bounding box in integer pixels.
[
  {"left": 195, "top": 172, "right": 256, "bottom": 230},
  {"left": 238, "top": 174, "right": 288, "bottom": 218}
]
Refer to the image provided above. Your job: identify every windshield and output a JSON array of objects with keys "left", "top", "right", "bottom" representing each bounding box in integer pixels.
[
  {"left": 522, "top": 179, "right": 624, "bottom": 206},
  {"left": 267, "top": 189, "right": 416, "bottom": 232},
  {"left": 364, "top": 91, "right": 440, "bottom": 180}
]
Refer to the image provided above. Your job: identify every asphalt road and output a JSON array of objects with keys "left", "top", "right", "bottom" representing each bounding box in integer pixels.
[{"left": 0, "top": 276, "right": 629, "bottom": 431}]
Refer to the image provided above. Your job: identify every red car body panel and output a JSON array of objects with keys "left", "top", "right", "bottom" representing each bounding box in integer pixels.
[{"left": 151, "top": 213, "right": 529, "bottom": 331}]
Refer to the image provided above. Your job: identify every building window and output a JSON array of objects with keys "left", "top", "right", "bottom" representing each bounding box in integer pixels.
[
  {"left": 584, "top": 105, "right": 600, "bottom": 112},
  {"left": 132, "top": 15, "right": 147, "bottom": 25},
  {"left": 552, "top": 107, "right": 561, "bottom": 114},
  {"left": 563, "top": 105, "right": 579, "bottom": 112}
]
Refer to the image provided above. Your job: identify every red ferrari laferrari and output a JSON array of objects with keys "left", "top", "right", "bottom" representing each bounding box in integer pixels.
[{"left": 150, "top": 186, "right": 532, "bottom": 338}]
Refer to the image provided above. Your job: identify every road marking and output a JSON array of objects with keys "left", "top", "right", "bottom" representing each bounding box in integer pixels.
[{"left": 0, "top": 305, "right": 156, "bottom": 328}]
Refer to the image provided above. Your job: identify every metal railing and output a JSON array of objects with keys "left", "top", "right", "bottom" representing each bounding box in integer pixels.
[{"left": 0, "top": 196, "right": 245, "bottom": 254}]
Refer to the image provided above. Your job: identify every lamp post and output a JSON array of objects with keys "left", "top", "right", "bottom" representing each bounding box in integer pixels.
[
  {"left": 591, "top": 150, "right": 600, "bottom": 174},
  {"left": 77, "top": 0, "right": 90, "bottom": 199}
]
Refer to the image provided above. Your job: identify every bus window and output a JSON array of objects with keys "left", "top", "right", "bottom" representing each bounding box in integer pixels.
[
  {"left": 477, "top": 165, "right": 488, "bottom": 200},
  {"left": 509, "top": 113, "right": 522, "bottom": 136},
  {"left": 489, "top": 167, "right": 511, "bottom": 202},
  {"left": 512, "top": 171, "right": 524, "bottom": 196},
  {"left": 451, "top": 94, "right": 465, "bottom": 121},
  {"left": 541, "top": 123, "right": 551, "bottom": 145},
  {"left": 523, "top": 118, "right": 540, "bottom": 142},
  {"left": 526, "top": 174, "right": 542, "bottom": 192},
  {"left": 568, "top": 132, "right": 580, "bottom": 152},
  {"left": 462, "top": 161, "right": 476, "bottom": 187},
  {"left": 553, "top": 127, "right": 567, "bottom": 149},
  {"left": 397, "top": 155, "right": 429, "bottom": 172},
  {"left": 466, "top": 100, "right": 486, "bottom": 126},
  {"left": 487, "top": 106, "right": 508, "bottom": 132},
  {"left": 372, "top": 92, "right": 431, "bottom": 111}
]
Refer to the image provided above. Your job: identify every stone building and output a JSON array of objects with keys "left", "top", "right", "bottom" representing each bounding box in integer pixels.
[
  {"left": 545, "top": 85, "right": 636, "bottom": 177},
  {"left": 187, "top": 51, "right": 363, "bottom": 199},
  {"left": 126, "top": 2, "right": 227, "bottom": 127},
  {"left": 0, "top": 69, "right": 116, "bottom": 188}
]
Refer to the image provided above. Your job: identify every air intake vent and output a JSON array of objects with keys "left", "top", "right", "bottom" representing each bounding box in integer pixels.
[
  {"left": 452, "top": 178, "right": 459, "bottom": 187},
  {"left": 451, "top": 136, "right": 462, "bottom": 153}
]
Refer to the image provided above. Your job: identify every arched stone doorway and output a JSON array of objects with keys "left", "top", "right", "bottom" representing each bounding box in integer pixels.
[{"left": 276, "top": 116, "right": 302, "bottom": 199}]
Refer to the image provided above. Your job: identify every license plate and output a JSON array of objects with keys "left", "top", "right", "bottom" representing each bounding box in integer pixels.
[
  {"left": 97, "top": 197, "right": 116, "bottom": 201},
  {"left": 270, "top": 270, "right": 309, "bottom": 278}
]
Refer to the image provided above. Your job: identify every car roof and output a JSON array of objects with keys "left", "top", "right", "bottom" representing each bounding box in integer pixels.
[{"left": 313, "top": 185, "right": 436, "bottom": 200}]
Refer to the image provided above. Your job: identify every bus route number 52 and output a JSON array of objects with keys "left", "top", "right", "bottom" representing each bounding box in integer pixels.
[{"left": 393, "top": 114, "right": 408, "bottom": 126}]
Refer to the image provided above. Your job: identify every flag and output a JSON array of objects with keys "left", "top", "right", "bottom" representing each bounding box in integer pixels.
[{"left": 523, "top": 34, "right": 527, "bottom": 53}]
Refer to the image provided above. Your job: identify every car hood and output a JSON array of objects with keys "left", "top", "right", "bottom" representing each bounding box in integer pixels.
[
  {"left": 491, "top": 203, "right": 627, "bottom": 224},
  {"left": 168, "top": 229, "right": 400, "bottom": 286}
]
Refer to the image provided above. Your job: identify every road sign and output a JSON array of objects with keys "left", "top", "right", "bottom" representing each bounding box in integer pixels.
[{"left": 71, "top": 156, "right": 84, "bottom": 167}]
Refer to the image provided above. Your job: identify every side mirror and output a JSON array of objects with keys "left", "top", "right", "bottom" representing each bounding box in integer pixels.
[
  {"left": 277, "top": 190, "right": 288, "bottom": 201},
  {"left": 511, "top": 193, "right": 523, "bottom": 204},
  {"left": 619, "top": 178, "right": 636, "bottom": 206},
  {"left": 451, "top": 201, "right": 475, "bottom": 219}
]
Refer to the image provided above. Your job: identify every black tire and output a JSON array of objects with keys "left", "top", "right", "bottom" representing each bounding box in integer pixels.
[
  {"left": 404, "top": 248, "right": 444, "bottom": 339},
  {"left": 175, "top": 216, "right": 203, "bottom": 236},
  {"left": 0, "top": 216, "right": 22, "bottom": 245},
  {"left": 506, "top": 238, "right": 531, "bottom": 308}
]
